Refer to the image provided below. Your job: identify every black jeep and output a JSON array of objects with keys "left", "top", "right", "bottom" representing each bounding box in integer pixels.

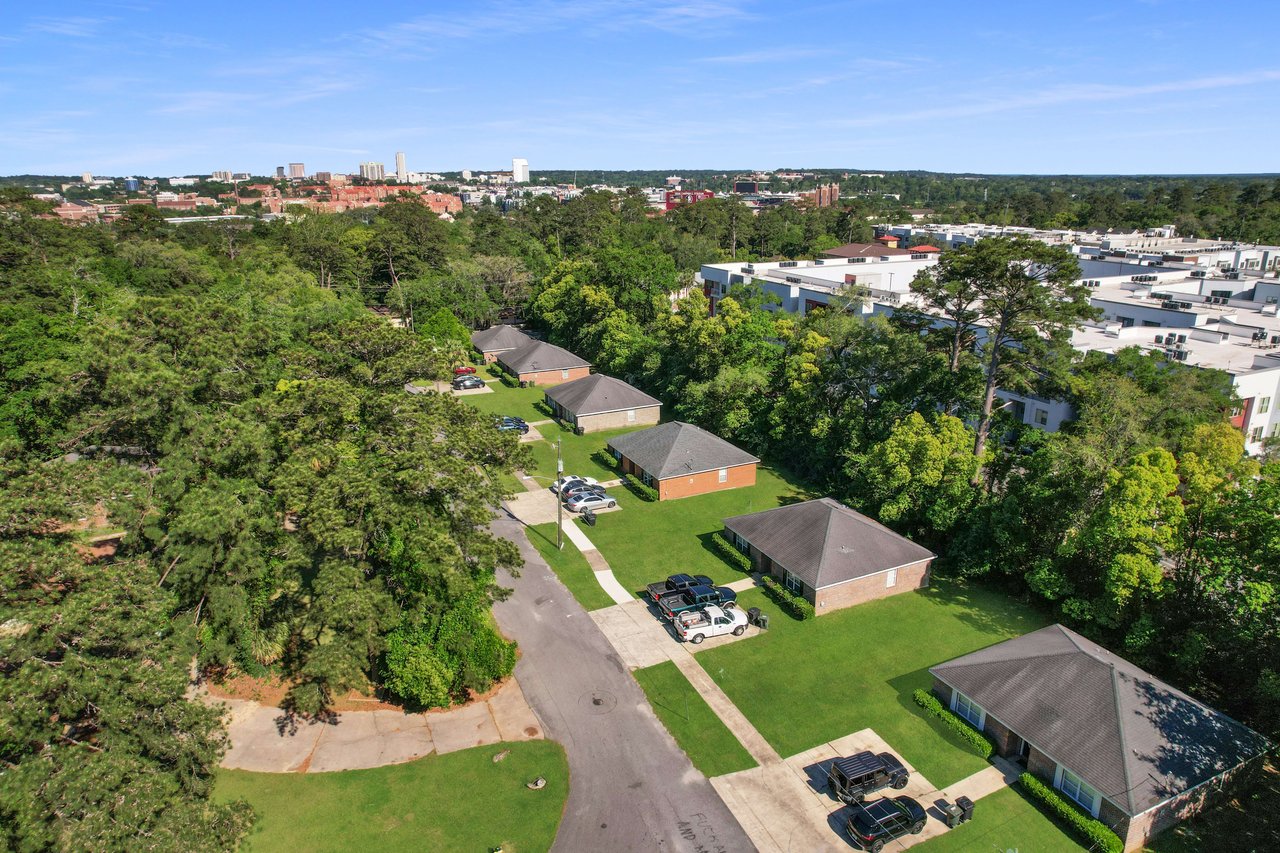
[
  {"left": 827, "top": 751, "right": 909, "bottom": 804},
  {"left": 845, "top": 795, "right": 927, "bottom": 852}
]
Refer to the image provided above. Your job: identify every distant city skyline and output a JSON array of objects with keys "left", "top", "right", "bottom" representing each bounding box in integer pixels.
[{"left": 3, "top": 1, "right": 1280, "bottom": 176}]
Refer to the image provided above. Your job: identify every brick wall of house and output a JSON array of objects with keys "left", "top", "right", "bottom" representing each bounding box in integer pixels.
[
  {"left": 575, "top": 405, "right": 661, "bottom": 433},
  {"left": 807, "top": 559, "right": 931, "bottom": 615},
  {"left": 657, "top": 462, "right": 757, "bottom": 500},
  {"left": 478, "top": 350, "right": 501, "bottom": 363},
  {"left": 1119, "top": 761, "right": 1256, "bottom": 852},
  {"left": 1026, "top": 746, "right": 1057, "bottom": 782},
  {"left": 982, "top": 714, "right": 1020, "bottom": 758},
  {"left": 931, "top": 677, "right": 953, "bottom": 709},
  {"left": 517, "top": 365, "right": 591, "bottom": 386}
]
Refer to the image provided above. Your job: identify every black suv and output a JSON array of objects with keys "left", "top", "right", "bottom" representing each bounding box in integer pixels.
[
  {"left": 845, "top": 796, "right": 927, "bottom": 852},
  {"left": 827, "top": 751, "right": 909, "bottom": 804}
]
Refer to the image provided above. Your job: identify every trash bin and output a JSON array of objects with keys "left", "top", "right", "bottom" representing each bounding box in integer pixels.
[
  {"left": 746, "top": 606, "right": 762, "bottom": 626},
  {"left": 574, "top": 426, "right": 585, "bottom": 436},
  {"left": 756, "top": 612, "right": 769, "bottom": 630},
  {"left": 956, "top": 795, "right": 974, "bottom": 823},
  {"left": 581, "top": 508, "right": 597, "bottom": 527},
  {"left": 941, "top": 802, "right": 962, "bottom": 829}
]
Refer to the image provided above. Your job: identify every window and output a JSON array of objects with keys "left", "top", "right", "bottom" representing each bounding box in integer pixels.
[
  {"left": 951, "top": 691, "right": 984, "bottom": 728},
  {"left": 1141, "top": 320, "right": 1161, "bottom": 327},
  {"left": 718, "top": 467, "right": 728, "bottom": 483},
  {"left": 783, "top": 570, "right": 803, "bottom": 595},
  {"left": 1034, "top": 408, "right": 1049, "bottom": 426},
  {"left": 1250, "top": 426, "right": 1263, "bottom": 443},
  {"left": 1057, "top": 767, "right": 1101, "bottom": 817},
  {"left": 1259, "top": 397, "right": 1272, "bottom": 414},
  {"left": 886, "top": 568, "right": 897, "bottom": 588},
  {"left": 1118, "top": 316, "right": 1135, "bottom": 328},
  {"left": 627, "top": 408, "right": 636, "bottom": 422},
  {"left": 561, "top": 369, "right": 570, "bottom": 379},
  {"left": 641, "top": 471, "right": 653, "bottom": 486}
]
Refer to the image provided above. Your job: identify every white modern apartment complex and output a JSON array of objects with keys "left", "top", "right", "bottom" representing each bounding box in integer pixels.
[
  {"left": 512, "top": 158, "right": 529, "bottom": 183},
  {"left": 700, "top": 239, "right": 1280, "bottom": 454},
  {"left": 359, "top": 161, "right": 386, "bottom": 181}
]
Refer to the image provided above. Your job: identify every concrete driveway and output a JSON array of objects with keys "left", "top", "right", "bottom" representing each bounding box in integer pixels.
[
  {"left": 491, "top": 512, "right": 755, "bottom": 853},
  {"left": 591, "top": 598, "right": 766, "bottom": 670}
]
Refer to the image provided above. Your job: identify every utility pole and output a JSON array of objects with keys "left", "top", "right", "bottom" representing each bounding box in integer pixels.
[{"left": 556, "top": 436, "right": 564, "bottom": 550}]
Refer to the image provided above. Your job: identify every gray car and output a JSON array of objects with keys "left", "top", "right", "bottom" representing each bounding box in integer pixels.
[{"left": 565, "top": 492, "right": 616, "bottom": 513}]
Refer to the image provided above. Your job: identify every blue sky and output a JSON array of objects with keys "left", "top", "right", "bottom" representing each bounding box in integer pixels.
[{"left": 2, "top": 0, "right": 1279, "bottom": 176}]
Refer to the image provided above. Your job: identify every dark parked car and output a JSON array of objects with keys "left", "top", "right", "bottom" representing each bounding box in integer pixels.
[
  {"left": 646, "top": 573, "right": 715, "bottom": 603},
  {"left": 453, "top": 365, "right": 478, "bottom": 375},
  {"left": 496, "top": 416, "right": 529, "bottom": 434},
  {"left": 657, "top": 584, "right": 737, "bottom": 620},
  {"left": 561, "top": 481, "right": 606, "bottom": 501},
  {"left": 845, "top": 796, "right": 927, "bottom": 852},
  {"left": 827, "top": 751, "right": 909, "bottom": 804},
  {"left": 452, "top": 375, "right": 485, "bottom": 390}
]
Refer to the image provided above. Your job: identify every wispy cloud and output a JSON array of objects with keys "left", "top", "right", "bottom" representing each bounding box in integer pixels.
[
  {"left": 831, "top": 69, "right": 1280, "bottom": 128},
  {"left": 27, "top": 16, "right": 111, "bottom": 38},
  {"left": 151, "top": 79, "right": 356, "bottom": 115},
  {"left": 698, "top": 48, "right": 831, "bottom": 64}
]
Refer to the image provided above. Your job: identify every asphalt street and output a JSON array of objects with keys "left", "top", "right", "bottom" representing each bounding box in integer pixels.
[{"left": 491, "top": 513, "right": 756, "bottom": 853}]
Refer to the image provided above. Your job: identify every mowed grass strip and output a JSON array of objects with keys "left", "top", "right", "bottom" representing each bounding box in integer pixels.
[
  {"left": 523, "top": 423, "right": 634, "bottom": 483},
  {"left": 634, "top": 660, "right": 758, "bottom": 778},
  {"left": 696, "top": 583, "right": 1050, "bottom": 788},
  {"left": 913, "top": 785, "right": 1086, "bottom": 852},
  {"left": 214, "top": 740, "right": 569, "bottom": 853},
  {"left": 526, "top": 522, "right": 617, "bottom": 611},
  {"left": 586, "top": 466, "right": 810, "bottom": 594},
  {"left": 462, "top": 375, "right": 551, "bottom": 425}
]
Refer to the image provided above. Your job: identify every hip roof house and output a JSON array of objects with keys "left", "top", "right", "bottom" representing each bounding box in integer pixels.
[
  {"left": 470, "top": 325, "right": 533, "bottom": 362},
  {"left": 722, "top": 498, "right": 934, "bottom": 615},
  {"left": 607, "top": 421, "right": 758, "bottom": 500},
  {"left": 496, "top": 340, "right": 591, "bottom": 386},
  {"left": 930, "top": 624, "right": 1272, "bottom": 851},
  {"left": 543, "top": 374, "right": 661, "bottom": 433}
]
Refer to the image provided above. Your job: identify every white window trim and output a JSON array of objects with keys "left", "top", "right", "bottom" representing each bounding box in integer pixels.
[
  {"left": 783, "top": 570, "right": 803, "bottom": 595},
  {"left": 717, "top": 467, "right": 728, "bottom": 483},
  {"left": 950, "top": 690, "right": 986, "bottom": 730},
  {"left": 1054, "top": 765, "right": 1102, "bottom": 818},
  {"left": 886, "top": 568, "right": 897, "bottom": 588}
]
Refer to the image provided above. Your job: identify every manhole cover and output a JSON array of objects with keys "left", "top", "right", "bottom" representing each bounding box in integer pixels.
[{"left": 579, "top": 690, "right": 618, "bottom": 714}]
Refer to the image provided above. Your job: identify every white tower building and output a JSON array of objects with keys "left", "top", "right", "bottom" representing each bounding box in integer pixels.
[
  {"left": 395, "top": 152, "right": 407, "bottom": 183},
  {"left": 512, "top": 158, "right": 529, "bottom": 183}
]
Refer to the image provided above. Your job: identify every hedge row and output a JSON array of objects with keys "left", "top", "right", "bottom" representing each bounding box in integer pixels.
[
  {"left": 621, "top": 473, "right": 658, "bottom": 502},
  {"left": 1017, "top": 772, "right": 1123, "bottom": 853},
  {"left": 911, "top": 689, "right": 995, "bottom": 758},
  {"left": 710, "top": 532, "right": 753, "bottom": 574},
  {"left": 760, "top": 574, "right": 815, "bottom": 620}
]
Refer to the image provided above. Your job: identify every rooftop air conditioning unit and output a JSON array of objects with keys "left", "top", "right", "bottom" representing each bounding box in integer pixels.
[
  {"left": 1190, "top": 270, "right": 1207, "bottom": 278},
  {"left": 779, "top": 260, "right": 798, "bottom": 268},
  {"left": 1154, "top": 334, "right": 1165, "bottom": 344}
]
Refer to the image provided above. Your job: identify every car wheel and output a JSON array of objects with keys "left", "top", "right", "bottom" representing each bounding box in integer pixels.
[
  {"left": 690, "top": 634, "right": 705, "bottom": 644},
  {"left": 870, "top": 840, "right": 884, "bottom": 853},
  {"left": 722, "top": 600, "right": 737, "bottom": 610},
  {"left": 892, "top": 774, "right": 908, "bottom": 790},
  {"left": 607, "top": 500, "right": 616, "bottom": 508},
  {"left": 732, "top": 625, "right": 745, "bottom": 636},
  {"left": 911, "top": 819, "right": 925, "bottom": 835}
]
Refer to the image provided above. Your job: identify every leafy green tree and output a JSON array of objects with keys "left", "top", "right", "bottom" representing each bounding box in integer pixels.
[{"left": 849, "top": 412, "right": 980, "bottom": 542}]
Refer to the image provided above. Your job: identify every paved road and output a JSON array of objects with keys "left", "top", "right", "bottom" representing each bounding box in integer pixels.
[{"left": 491, "top": 513, "right": 756, "bottom": 853}]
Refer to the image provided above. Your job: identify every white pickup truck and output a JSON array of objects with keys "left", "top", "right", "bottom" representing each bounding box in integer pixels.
[{"left": 673, "top": 605, "right": 749, "bottom": 644}]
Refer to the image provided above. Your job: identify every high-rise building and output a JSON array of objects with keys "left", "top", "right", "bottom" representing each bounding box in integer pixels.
[
  {"left": 211, "top": 170, "right": 233, "bottom": 182},
  {"left": 395, "top": 152, "right": 407, "bottom": 183},
  {"left": 461, "top": 169, "right": 472, "bottom": 181},
  {"left": 288, "top": 163, "right": 305, "bottom": 180},
  {"left": 359, "top": 162, "right": 386, "bottom": 181},
  {"left": 123, "top": 177, "right": 140, "bottom": 192},
  {"left": 80, "top": 172, "right": 93, "bottom": 183},
  {"left": 512, "top": 158, "right": 529, "bottom": 183},
  {"left": 275, "top": 166, "right": 286, "bottom": 179}
]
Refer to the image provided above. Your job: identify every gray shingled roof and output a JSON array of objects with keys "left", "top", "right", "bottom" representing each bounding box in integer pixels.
[
  {"left": 723, "top": 498, "right": 933, "bottom": 590},
  {"left": 497, "top": 340, "right": 591, "bottom": 374},
  {"left": 471, "top": 325, "right": 532, "bottom": 353},
  {"left": 606, "top": 422, "right": 758, "bottom": 480},
  {"left": 931, "top": 624, "right": 1271, "bottom": 815},
  {"left": 543, "top": 374, "right": 661, "bottom": 416}
]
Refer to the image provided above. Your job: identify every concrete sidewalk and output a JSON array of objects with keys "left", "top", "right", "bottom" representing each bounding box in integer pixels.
[{"left": 213, "top": 677, "right": 541, "bottom": 773}]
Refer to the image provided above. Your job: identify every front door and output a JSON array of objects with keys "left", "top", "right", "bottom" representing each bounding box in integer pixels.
[{"left": 1015, "top": 736, "right": 1031, "bottom": 765}]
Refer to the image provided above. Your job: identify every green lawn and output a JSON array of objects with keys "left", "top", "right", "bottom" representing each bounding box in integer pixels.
[
  {"left": 461, "top": 375, "right": 553, "bottom": 424},
  {"left": 522, "top": 422, "right": 634, "bottom": 483},
  {"left": 914, "top": 785, "right": 1086, "bottom": 852},
  {"left": 526, "top": 522, "right": 616, "bottom": 611},
  {"left": 214, "top": 740, "right": 569, "bottom": 853},
  {"left": 634, "top": 660, "right": 758, "bottom": 778},
  {"left": 586, "top": 466, "right": 810, "bottom": 594},
  {"left": 696, "top": 582, "right": 1051, "bottom": 788}
]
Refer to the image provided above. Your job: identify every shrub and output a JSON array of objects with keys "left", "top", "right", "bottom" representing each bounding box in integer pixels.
[
  {"left": 622, "top": 473, "right": 658, "bottom": 502},
  {"left": 711, "top": 532, "right": 753, "bottom": 573},
  {"left": 1017, "top": 772, "right": 1123, "bottom": 853},
  {"left": 911, "top": 688, "right": 994, "bottom": 758},
  {"left": 760, "top": 574, "right": 814, "bottom": 620}
]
